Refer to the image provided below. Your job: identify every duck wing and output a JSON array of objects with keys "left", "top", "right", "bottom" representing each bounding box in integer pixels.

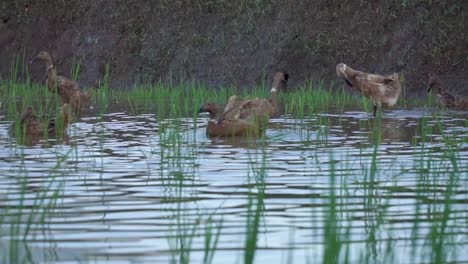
[
  {"left": 57, "top": 76, "right": 80, "bottom": 97},
  {"left": 237, "top": 99, "right": 273, "bottom": 122},
  {"left": 224, "top": 95, "right": 243, "bottom": 112},
  {"left": 57, "top": 76, "right": 79, "bottom": 90},
  {"left": 217, "top": 96, "right": 245, "bottom": 124},
  {"left": 213, "top": 96, "right": 274, "bottom": 137}
]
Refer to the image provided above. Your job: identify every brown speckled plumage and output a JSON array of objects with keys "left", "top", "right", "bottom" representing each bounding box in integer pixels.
[
  {"left": 18, "top": 104, "right": 71, "bottom": 137},
  {"left": 31, "top": 51, "right": 92, "bottom": 116},
  {"left": 427, "top": 76, "right": 468, "bottom": 110},
  {"left": 198, "top": 97, "right": 272, "bottom": 137},
  {"left": 336, "top": 63, "right": 401, "bottom": 117}
]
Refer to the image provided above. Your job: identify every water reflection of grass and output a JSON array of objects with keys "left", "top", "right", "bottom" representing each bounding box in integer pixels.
[
  {"left": 156, "top": 118, "right": 225, "bottom": 264},
  {"left": 0, "top": 77, "right": 466, "bottom": 263},
  {"left": 244, "top": 139, "right": 268, "bottom": 264},
  {"left": 1, "top": 146, "right": 72, "bottom": 263}
]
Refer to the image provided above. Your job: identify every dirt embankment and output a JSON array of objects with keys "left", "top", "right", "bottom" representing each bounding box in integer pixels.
[{"left": 0, "top": 0, "right": 466, "bottom": 96}]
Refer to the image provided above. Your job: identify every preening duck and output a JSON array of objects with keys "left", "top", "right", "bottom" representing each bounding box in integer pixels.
[
  {"left": 199, "top": 96, "right": 273, "bottom": 137},
  {"left": 336, "top": 63, "right": 401, "bottom": 117}
]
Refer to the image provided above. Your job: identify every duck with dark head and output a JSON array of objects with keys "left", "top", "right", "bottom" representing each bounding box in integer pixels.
[
  {"left": 198, "top": 101, "right": 224, "bottom": 121},
  {"left": 336, "top": 63, "right": 401, "bottom": 117}
]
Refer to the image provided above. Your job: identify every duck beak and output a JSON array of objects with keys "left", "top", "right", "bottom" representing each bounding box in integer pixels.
[
  {"left": 30, "top": 55, "right": 39, "bottom": 64},
  {"left": 344, "top": 79, "right": 353, "bottom": 87},
  {"left": 427, "top": 83, "right": 434, "bottom": 93},
  {"left": 198, "top": 105, "right": 206, "bottom": 113}
]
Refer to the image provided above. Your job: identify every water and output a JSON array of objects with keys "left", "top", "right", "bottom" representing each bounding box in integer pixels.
[{"left": 0, "top": 108, "right": 467, "bottom": 263}]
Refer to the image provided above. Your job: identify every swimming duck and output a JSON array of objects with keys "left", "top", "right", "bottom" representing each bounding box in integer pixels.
[
  {"left": 336, "top": 63, "right": 401, "bottom": 117},
  {"left": 17, "top": 104, "right": 71, "bottom": 138},
  {"left": 427, "top": 76, "right": 468, "bottom": 110},
  {"left": 198, "top": 72, "right": 288, "bottom": 137},
  {"left": 199, "top": 96, "right": 273, "bottom": 137},
  {"left": 31, "top": 51, "right": 92, "bottom": 116}
]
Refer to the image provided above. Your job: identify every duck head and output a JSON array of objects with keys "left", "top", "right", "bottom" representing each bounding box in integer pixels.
[
  {"left": 30, "top": 51, "right": 52, "bottom": 64},
  {"left": 427, "top": 75, "right": 441, "bottom": 93},
  {"left": 336, "top": 63, "right": 353, "bottom": 87},
  {"left": 271, "top": 71, "right": 289, "bottom": 92},
  {"left": 198, "top": 102, "right": 220, "bottom": 119}
]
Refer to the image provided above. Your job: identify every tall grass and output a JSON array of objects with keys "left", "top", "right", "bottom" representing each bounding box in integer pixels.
[{"left": 1, "top": 66, "right": 436, "bottom": 125}]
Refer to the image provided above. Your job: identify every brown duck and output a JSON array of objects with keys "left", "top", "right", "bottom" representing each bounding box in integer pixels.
[
  {"left": 31, "top": 51, "right": 92, "bottom": 115},
  {"left": 198, "top": 71, "right": 288, "bottom": 137},
  {"left": 199, "top": 96, "right": 273, "bottom": 137},
  {"left": 17, "top": 104, "right": 71, "bottom": 138},
  {"left": 427, "top": 76, "right": 468, "bottom": 110},
  {"left": 336, "top": 63, "right": 401, "bottom": 117}
]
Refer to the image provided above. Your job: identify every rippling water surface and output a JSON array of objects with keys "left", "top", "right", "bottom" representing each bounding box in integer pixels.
[{"left": 0, "top": 108, "right": 467, "bottom": 263}]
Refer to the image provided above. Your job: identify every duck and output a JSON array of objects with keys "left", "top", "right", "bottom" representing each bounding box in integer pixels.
[
  {"left": 336, "top": 63, "right": 401, "bottom": 117},
  {"left": 199, "top": 96, "right": 273, "bottom": 137},
  {"left": 427, "top": 75, "right": 468, "bottom": 110},
  {"left": 30, "top": 51, "right": 92, "bottom": 116},
  {"left": 198, "top": 71, "right": 288, "bottom": 137},
  {"left": 16, "top": 104, "right": 72, "bottom": 138}
]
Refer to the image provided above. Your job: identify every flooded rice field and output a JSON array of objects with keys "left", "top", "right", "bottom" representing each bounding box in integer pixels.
[{"left": 0, "top": 108, "right": 467, "bottom": 263}]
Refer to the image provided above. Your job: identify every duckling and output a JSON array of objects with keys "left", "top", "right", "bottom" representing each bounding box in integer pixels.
[
  {"left": 17, "top": 104, "right": 71, "bottom": 137},
  {"left": 336, "top": 63, "right": 401, "bottom": 117},
  {"left": 30, "top": 51, "right": 92, "bottom": 116},
  {"left": 427, "top": 76, "right": 468, "bottom": 110}
]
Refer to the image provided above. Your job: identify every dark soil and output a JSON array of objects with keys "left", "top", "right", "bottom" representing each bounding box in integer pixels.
[{"left": 1, "top": 0, "right": 467, "bottom": 96}]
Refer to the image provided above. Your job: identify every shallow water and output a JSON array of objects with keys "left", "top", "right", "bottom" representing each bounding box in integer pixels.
[{"left": 0, "top": 108, "right": 467, "bottom": 263}]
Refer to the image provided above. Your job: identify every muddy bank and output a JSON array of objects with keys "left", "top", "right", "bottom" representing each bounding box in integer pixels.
[{"left": 0, "top": 0, "right": 466, "bottom": 96}]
